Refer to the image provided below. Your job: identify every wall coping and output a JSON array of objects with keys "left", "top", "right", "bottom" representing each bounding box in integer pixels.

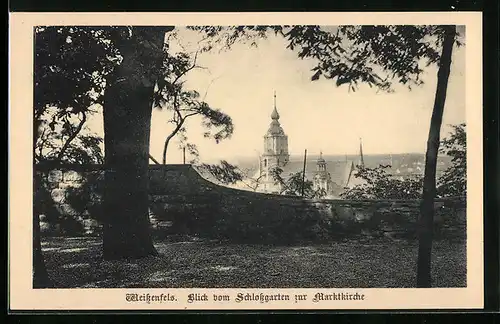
[
  {"left": 35, "top": 163, "right": 466, "bottom": 205},
  {"left": 34, "top": 163, "right": 190, "bottom": 171}
]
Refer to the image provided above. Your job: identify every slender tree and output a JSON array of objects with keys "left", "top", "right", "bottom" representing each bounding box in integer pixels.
[{"left": 417, "top": 25, "right": 456, "bottom": 287}]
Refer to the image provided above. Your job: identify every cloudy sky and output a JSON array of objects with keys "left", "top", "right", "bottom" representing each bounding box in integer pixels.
[{"left": 88, "top": 26, "right": 466, "bottom": 164}]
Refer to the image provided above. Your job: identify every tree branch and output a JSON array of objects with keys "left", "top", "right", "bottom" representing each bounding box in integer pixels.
[
  {"left": 202, "top": 76, "right": 222, "bottom": 102},
  {"left": 171, "top": 50, "right": 200, "bottom": 86},
  {"left": 56, "top": 112, "right": 87, "bottom": 162},
  {"left": 240, "top": 173, "right": 265, "bottom": 191},
  {"left": 162, "top": 116, "right": 186, "bottom": 164},
  {"left": 149, "top": 154, "right": 160, "bottom": 165}
]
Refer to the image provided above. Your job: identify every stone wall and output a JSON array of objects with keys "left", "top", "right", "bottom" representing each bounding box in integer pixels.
[
  {"left": 34, "top": 165, "right": 104, "bottom": 235},
  {"left": 34, "top": 164, "right": 466, "bottom": 242}
]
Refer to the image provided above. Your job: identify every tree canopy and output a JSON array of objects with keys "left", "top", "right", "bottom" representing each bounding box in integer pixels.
[
  {"left": 193, "top": 25, "right": 463, "bottom": 91},
  {"left": 34, "top": 27, "right": 118, "bottom": 164}
]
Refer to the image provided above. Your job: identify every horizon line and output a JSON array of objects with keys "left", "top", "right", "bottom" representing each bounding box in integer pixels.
[{"left": 232, "top": 152, "right": 435, "bottom": 158}]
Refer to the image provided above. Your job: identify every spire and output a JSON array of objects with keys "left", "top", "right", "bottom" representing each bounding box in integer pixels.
[
  {"left": 359, "top": 137, "right": 365, "bottom": 167},
  {"left": 346, "top": 160, "right": 355, "bottom": 187},
  {"left": 271, "top": 91, "right": 280, "bottom": 120}
]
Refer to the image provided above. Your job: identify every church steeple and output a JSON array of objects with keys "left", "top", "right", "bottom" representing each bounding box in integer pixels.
[
  {"left": 262, "top": 91, "right": 289, "bottom": 169},
  {"left": 271, "top": 91, "right": 280, "bottom": 120},
  {"left": 267, "top": 91, "right": 285, "bottom": 135},
  {"left": 359, "top": 137, "right": 365, "bottom": 167}
]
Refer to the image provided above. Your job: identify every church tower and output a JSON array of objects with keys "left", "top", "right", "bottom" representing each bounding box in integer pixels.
[
  {"left": 259, "top": 92, "right": 289, "bottom": 191},
  {"left": 261, "top": 92, "right": 289, "bottom": 171},
  {"left": 313, "top": 151, "right": 332, "bottom": 194}
]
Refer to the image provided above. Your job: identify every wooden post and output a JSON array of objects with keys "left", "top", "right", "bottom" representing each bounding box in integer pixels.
[
  {"left": 301, "top": 149, "right": 307, "bottom": 196},
  {"left": 183, "top": 147, "right": 186, "bottom": 164}
]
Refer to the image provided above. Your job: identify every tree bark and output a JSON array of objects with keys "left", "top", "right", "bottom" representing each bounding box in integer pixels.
[
  {"left": 102, "top": 27, "right": 171, "bottom": 260},
  {"left": 33, "top": 103, "right": 52, "bottom": 287},
  {"left": 416, "top": 25, "right": 456, "bottom": 287},
  {"left": 32, "top": 174, "right": 51, "bottom": 288},
  {"left": 33, "top": 212, "right": 51, "bottom": 288}
]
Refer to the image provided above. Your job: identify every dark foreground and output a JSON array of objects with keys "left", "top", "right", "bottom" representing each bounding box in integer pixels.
[{"left": 40, "top": 237, "right": 466, "bottom": 288}]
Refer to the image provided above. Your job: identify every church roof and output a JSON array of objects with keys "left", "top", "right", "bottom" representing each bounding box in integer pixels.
[{"left": 266, "top": 120, "right": 286, "bottom": 136}]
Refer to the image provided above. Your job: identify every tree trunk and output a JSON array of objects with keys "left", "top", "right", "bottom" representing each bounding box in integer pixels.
[
  {"left": 162, "top": 120, "right": 185, "bottom": 164},
  {"left": 416, "top": 25, "right": 456, "bottom": 287},
  {"left": 162, "top": 136, "right": 172, "bottom": 164},
  {"left": 33, "top": 174, "right": 51, "bottom": 288},
  {"left": 33, "top": 212, "right": 51, "bottom": 288},
  {"left": 102, "top": 27, "right": 170, "bottom": 260}
]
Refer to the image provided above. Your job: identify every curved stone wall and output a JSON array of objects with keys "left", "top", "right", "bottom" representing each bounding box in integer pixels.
[{"left": 34, "top": 164, "right": 466, "bottom": 241}]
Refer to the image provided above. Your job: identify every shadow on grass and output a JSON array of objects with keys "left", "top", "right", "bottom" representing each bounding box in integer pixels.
[{"left": 40, "top": 236, "right": 466, "bottom": 289}]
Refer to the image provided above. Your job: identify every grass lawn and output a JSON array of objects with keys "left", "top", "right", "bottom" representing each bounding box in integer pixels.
[{"left": 40, "top": 236, "right": 466, "bottom": 288}]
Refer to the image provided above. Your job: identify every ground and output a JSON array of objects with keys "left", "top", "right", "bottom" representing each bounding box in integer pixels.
[{"left": 40, "top": 237, "right": 466, "bottom": 288}]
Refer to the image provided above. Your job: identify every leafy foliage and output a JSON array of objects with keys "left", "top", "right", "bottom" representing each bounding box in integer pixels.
[
  {"left": 188, "top": 25, "right": 282, "bottom": 52},
  {"left": 34, "top": 26, "right": 181, "bottom": 166},
  {"left": 35, "top": 107, "right": 104, "bottom": 164},
  {"left": 340, "top": 124, "right": 465, "bottom": 200},
  {"left": 194, "top": 25, "right": 464, "bottom": 92},
  {"left": 437, "top": 123, "right": 466, "bottom": 197},
  {"left": 34, "top": 27, "right": 118, "bottom": 118},
  {"left": 197, "top": 160, "right": 244, "bottom": 185},
  {"left": 33, "top": 27, "right": 121, "bottom": 164},
  {"left": 153, "top": 49, "right": 234, "bottom": 164},
  {"left": 269, "top": 167, "right": 327, "bottom": 199},
  {"left": 341, "top": 165, "right": 424, "bottom": 200}
]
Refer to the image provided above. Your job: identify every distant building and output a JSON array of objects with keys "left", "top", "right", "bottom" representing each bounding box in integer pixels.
[
  {"left": 252, "top": 93, "right": 366, "bottom": 198},
  {"left": 312, "top": 152, "right": 332, "bottom": 193},
  {"left": 258, "top": 92, "right": 290, "bottom": 193}
]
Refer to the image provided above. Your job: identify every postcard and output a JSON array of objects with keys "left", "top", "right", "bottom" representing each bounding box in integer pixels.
[{"left": 9, "top": 11, "right": 483, "bottom": 310}]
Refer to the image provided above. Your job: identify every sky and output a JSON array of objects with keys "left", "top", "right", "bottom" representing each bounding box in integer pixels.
[{"left": 87, "top": 26, "right": 466, "bottom": 164}]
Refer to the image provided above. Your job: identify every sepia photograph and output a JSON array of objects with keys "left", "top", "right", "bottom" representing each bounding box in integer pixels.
[{"left": 9, "top": 12, "right": 483, "bottom": 310}]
